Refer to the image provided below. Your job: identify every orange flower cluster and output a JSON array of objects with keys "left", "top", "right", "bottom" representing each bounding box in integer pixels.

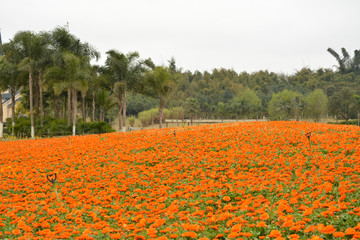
[{"left": 1, "top": 121, "right": 360, "bottom": 239}]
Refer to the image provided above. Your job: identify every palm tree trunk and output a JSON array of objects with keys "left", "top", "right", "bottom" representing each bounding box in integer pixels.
[
  {"left": 81, "top": 93, "right": 86, "bottom": 122},
  {"left": 10, "top": 87, "right": 16, "bottom": 136},
  {"left": 53, "top": 97, "right": 60, "bottom": 119},
  {"left": 67, "top": 88, "right": 72, "bottom": 126},
  {"left": 29, "top": 72, "right": 35, "bottom": 139},
  {"left": 117, "top": 92, "right": 122, "bottom": 131},
  {"left": 39, "top": 71, "right": 44, "bottom": 127},
  {"left": 92, "top": 92, "right": 95, "bottom": 122},
  {"left": 72, "top": 88, "right": 77, "bottom": 136},
  {"left": 159, "top": 97, "right": 164, "bottom": 129},
  {"left": 0, "top": 92, "right": 3, "bottom": 138},
  {"left": 99, "top": 107, "right": 104, "bottom": 122},
  {"left": 34, "top": 79, "right": 39, "bottom": 119},
  {"left": 62, "top": 96, "right": 66, "bottom": 119},
  {"left": 122, "top": 91, "right": 126, "bottom": 132}
]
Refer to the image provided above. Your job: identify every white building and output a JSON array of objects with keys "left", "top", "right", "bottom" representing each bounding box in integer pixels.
[{"left": 1, "top": 90, "right": 22, "bottom": 122}]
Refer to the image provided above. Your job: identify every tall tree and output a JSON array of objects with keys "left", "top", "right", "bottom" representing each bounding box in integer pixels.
[
  {"left": 35, "top": 32, "right": 52, "bottom": 127},
  {"left": 230, "top": 88, "right": 261, "bottom": 119},
  {"left": 46, "top": 52, "right": 90, "bottom": 135},
  {"left": 144, "top": 66, "right": 178, "bottom": 128},
  {"left": 105, "top": 50, "right": 142, "bottom": 131},
  {"left": 88, "top": 65, "right": 103, "bottom": 122},
  {"left": 0, "top": 39, "right": 27, "bottom": 135},
  {"left": 50, "top": 26, "right": 99, "bottom": 126},
  {"left": 268, "top": 89, "right": 304, "bottom": 120},
  {"left": 14, "top": 31, "right": 48, "bottom": 139},
  {"left": 96, "top": 89, "right": 116, "bottom": 122},
  {"left": 77, "top": 79, "right": 88, "bottom": 121},
  {"left": 185, "top": 98, "right": 200, "bottom": 125},
  {"left": 327, "top": 47, "right": 360, "bottom": 75},
  {"left": 0, "top": 50, "right": 24, "bottom": 135},
  {"left": 305, "top": 89, "right": 328, "bottom": 122},
  {"left": 329, "top": 88, "right": 356, "bottom": 121}
]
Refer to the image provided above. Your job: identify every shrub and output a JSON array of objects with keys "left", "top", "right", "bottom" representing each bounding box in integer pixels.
[
  {"left": 77, "top": 121, "right": 115, "bottom": 134},
  {"left": 128, "top": 116, "right": 136, "bottom": 127},
  {"left": 11, "top": 116, "right": 114, "bottom": 137},
  {"left": 138, "top": 108, "right": 171, "bottom": 127},
  {"left": 327, "top": 120, "right": 358, "bottom": 125},
  {"left": 13, "top": 117, "right": 31, "bottom": 137}
]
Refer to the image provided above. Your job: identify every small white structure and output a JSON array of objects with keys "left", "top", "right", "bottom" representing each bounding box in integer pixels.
[{"left": 1, "top": 89, "right": 22, "bottom": 122}]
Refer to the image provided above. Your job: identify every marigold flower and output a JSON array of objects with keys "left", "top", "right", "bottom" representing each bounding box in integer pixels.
[
  {"left": 181, "top": 232, "right": 197, "bottom": 238},
  {"left": 321, "top": 225, "right": 336, "bottom": 234},
  {"left": 157, "top": 236, "right": 168, "bottom": 240},
  {"left": 345, "top": 228, "right": 356, "bottom": 235},
  {"left": 268, "top": 230, "right": 282, "bottom": 238},
  {"left": 12, "top": 228, "right": 21, "bottom": 235},
  {"left": 260, "top": 212, "right": 269, "bottom": 220},
  {"left": 228, "top": 232, "right": 240, "bottom": 238},
  {"left": 333, "top": 232, "right": 345, "bottom": 237},
  {"left": 223, "top": 196, "right": 231, "bottom": 202}
]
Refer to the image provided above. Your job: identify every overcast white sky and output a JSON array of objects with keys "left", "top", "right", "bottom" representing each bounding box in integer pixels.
[{"left": 1, "top": 0, "right": 360, "bottom": 74}]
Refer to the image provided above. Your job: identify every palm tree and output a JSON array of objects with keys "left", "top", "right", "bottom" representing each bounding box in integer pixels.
[
  {"left": 13, "top": 31, "right": 48, "bottom": 139},
  {"left": 88, "top": 65, "right": 102, "bottom": 122},
  {"left": 113, "top": 81, "right": 125, "bottom": 130},
  {"left": 46, "top": 52, "right": 90, "bottom": 135},
  {"left": 34, "top": 32, "right": 52, "bottom": 127},
  {"left": 50, "top": 26, "right": 99, "bottom": 126},
  {"left": 327, "top": 48, "right": 360, "bottom": 75},
  {"left": 144, "top": 66, "right": 178, "bottom": 128},
  {"left": 105, "top": 50, "right": 142, "bottom": 132},
  {"left": 0, "top": 39, "right": 27, "bottom": 135},
  {"left": 77, "top": 79, "right": 88, "bottom": 121},
  {"left": 0, "top": 56, "right": 20, "bottom": 136},
  {"left": 96, "top": 89, "right": 116, "bottom": 121}
]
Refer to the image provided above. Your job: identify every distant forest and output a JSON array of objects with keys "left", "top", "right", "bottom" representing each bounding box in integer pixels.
[{"left": 1, "top": 26, "right": 360, "bottom": 137}]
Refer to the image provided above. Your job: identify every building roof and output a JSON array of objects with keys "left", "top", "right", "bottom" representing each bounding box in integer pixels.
[
  {"left": 1, "top": 93, "right": 11, "bottom": 101},
  {"left": 1, "top": 89, "right": 22, "bottom": 105}
]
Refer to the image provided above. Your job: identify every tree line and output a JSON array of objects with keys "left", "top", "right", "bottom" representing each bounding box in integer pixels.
[
  {"left": 0, "top": 26, "right": 177, "bottom": 138},
  {"left": 1, "top": 26, "right": 360, "bottom": 138}
]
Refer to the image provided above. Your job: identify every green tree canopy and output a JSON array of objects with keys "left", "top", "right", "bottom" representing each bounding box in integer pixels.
[
  {"left": 144, "top": 66, "right": 178, "bottom": 128},
  {"left": 230, "top": 88, "right": 261, "bottom": 118},
  {"left": 268, "top": 89, "right": 304, "bottom": 120},
  {"left": 305, "top": 89, "right": 328, "bottom": 122},
  {"left": 329, "top": 88, "right": 357, "bottom": 121}
]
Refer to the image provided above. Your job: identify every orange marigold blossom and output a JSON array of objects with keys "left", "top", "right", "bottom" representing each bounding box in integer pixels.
[
  {"left": 333, "top": 232, "right": 345, "bottom": 237},
  {"left": 181, "top": 231, "right": 197, "bottom": 238},
  {"left": 223, "top": 196, "right": 231, "bottom": 202},
  {"left": 260, "top": 212, "right": 269, "bottom": 220},
  {"left": 268, "top": 230, "right": 282, "bottom": 238},
  {"left": 12, "top": 228, "right": 21, "bottom": 235},
  {"left": 321, "top": 225, "right": 336, "bottom": 234}
]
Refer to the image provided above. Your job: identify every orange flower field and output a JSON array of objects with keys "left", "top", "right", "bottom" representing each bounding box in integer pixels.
[{"left": 1, "top": 121, "right": 360, "bottom": 240}]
